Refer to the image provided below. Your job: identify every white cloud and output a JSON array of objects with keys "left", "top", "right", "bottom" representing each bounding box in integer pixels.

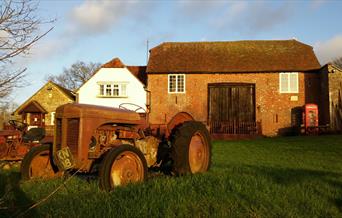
[
  {"left": 314, "top": 34, "right": 342, "bottom": 64},
  {"left": 176, "top": 1, "right": 247, "bottom": 27},
  {"left": 216, "top": 1, "right": 293, "bottom": 34},
  {"left": 247, "top": 2, "right": 292, "bottom": 32},
  {"left": 67, "top": 1, "right": 135, "bottom": 36},
  {"left": 31, "top": 37, "right": 70, "bottom": 60},
  {"left": 177, "top": 1, "right": 293, "bottom": 36},
  {"left": 24, "top": 0, "right": 152, "bottom": 62},
  {"left": 310, "top": 0, "right": 327, "bottom": 9},
  {"left": 226, "top": 1, "right": 248, "bottom": 19},
  {"left": 200, "top": 37, "right": 207, "bottom": 41},
  {"left": 215, "top": 1, "right": 248, "bottom": 29},
  {"left": 178, "top": 1, "right": 227, "bottom": 17}
]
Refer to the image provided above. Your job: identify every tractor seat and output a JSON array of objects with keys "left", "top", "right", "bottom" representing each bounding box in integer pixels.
[{"left": 22, "top": 128, "right": 46, "bottom": 143}]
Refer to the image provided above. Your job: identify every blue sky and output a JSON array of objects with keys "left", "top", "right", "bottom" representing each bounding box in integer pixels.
[{"left": 11, "top": 0, "right": 342, "bottom": 105}]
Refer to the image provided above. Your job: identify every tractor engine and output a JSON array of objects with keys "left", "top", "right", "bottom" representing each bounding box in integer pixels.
[
  {"left": 135, "top": 136, "right": 159, "bottom": 167},
  {"left": 91, "top": 126, "right": 160, "bottom": 167}
]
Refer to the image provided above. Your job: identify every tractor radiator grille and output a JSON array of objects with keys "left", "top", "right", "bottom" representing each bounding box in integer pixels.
[
  {"left": 67, "top": 118, "right": 79, "bottom": 155},
  {"left": 55, "top": 118, "right": 62, "bottom": 151}
]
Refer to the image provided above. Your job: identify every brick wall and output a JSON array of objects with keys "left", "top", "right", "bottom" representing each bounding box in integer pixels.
[
  {"left": 323, "top": 65, "right": 342, "bottom": 131},
  {"left": 319, "top": 66, "right": 330, "bottom": 126},
  {"left": 147, "top": 72, "right": 321, "bottom": 136}
]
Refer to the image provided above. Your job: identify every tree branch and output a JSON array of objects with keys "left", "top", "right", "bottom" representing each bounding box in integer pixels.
[{"left": 0, "top": 0, "right": 54, "bottom": 99}]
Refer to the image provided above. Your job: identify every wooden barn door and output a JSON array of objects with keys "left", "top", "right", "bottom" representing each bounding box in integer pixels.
[{"left": 208, "top": 83, "right": 257, "bottom": 137}]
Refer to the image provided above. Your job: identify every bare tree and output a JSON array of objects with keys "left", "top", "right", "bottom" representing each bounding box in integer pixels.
[
  {"left": 0, "top": 101, "right": 18, "bottom": 129},
  {"left": 46, "top": 61, "right": 101, "bottom": 91},
  {"left": 0, "top": 0, "right": 53, "bottom": 99},
  {"left": 333, "top": 57, "right": 342, "bottom": 69}
]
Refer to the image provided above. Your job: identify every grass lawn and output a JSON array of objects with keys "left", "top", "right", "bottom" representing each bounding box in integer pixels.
[{"left": 1, "top": 135, "right": 342, "bottom": 217}]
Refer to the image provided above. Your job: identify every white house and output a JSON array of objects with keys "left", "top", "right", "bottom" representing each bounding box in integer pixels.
[{"left": 76, "top": 58, "right": 147, "bottom": 112}]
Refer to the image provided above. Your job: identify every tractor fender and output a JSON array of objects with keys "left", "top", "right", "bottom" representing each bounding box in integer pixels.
[{"left": 166, "top": 112, "right": 194, "bottom": 138}]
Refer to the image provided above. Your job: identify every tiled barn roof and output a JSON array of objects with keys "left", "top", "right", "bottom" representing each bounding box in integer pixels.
[{"left": 147, "top": 40, "right": 321, "bottom": 73}]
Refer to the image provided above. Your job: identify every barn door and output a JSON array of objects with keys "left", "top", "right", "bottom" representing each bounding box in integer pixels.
[{"left": 208, "top": 83, "right": 256, "bottom": 135}]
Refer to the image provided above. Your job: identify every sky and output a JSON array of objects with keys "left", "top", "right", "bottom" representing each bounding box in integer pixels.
[{"left": 10, "top": 0, "right": 342, "bottom": 106}]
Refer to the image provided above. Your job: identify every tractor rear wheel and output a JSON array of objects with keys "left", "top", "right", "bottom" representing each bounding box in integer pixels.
[
  {"left": 171, "top": 121, "right": 211, "bottom": 175},
  {"left": 21, "top": 144, "right": 58, "bottom": 180},
  {"left": 99, "top": 144, "right": 147, "bottom": 191}
]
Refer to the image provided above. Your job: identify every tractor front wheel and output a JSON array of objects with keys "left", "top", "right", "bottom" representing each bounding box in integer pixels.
[
  {"left": 21, "top": 144, "right": 58, "bottom": 180},
  {"left": 171, "top": 121, "right": 211, "bottom": 175},
  {"left": 99, "top": 144, "right": 147, "bottom": 191}
]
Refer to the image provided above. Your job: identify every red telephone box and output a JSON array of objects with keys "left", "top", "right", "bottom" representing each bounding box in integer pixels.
[{"left": 302, "top": 103, "right": 318, "bottom": 134}]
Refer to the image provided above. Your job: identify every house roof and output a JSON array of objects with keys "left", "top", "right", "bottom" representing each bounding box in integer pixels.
[
  {"left": 126, "top": 66, "right": 147, "bottom": 85},
  {"left": 12, "top": 81, "right": 75, "bottom": 115},
  {"left": 52, "top": 82, "right": 76, "bottom": 100},
  {"left": 321, "top": 63, "right": 342, "bottom": 72},
  {"left": 101, "top": 58, "right": 147, "bottom": 84},
  {"left": 147, "top": 40, "right": 321, "bottom": 73},
  {"left": 77, "top": 58, "right": 147, "bottom": 90},
  {"left": 17, "top": 100, "right": 47, "bottom": 114},
  {"left": 101, "top": 58, "right": 125, "bottom": 68}
]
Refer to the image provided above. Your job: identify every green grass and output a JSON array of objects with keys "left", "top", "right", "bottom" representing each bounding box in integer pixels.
[{"left": 2, "top": 135, "right": 342, "bottom": 217}]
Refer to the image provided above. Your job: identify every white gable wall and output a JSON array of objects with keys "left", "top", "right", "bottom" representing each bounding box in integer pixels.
[{"left": 77, "top": 68, "right": 147, "bottom": 110}]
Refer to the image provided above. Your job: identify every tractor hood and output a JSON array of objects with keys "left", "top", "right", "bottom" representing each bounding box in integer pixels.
[{"left": 56, "top": 103, "right": 142, "bottom": 124}]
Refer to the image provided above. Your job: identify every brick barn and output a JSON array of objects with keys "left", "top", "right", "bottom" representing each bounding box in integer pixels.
[{"left": 146, "top": 40, "right": 322, "bottom": 137}]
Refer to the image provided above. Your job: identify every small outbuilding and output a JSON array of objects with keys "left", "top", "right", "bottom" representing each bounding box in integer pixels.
[
  {"left": 12, "top": 81, "right": 75, "bottom": 135},
  {"left": 320, "top": 63, "right": 342, "bottom": 132}
]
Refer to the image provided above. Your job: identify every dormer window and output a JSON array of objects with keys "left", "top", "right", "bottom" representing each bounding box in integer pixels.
[{"left": 98, "top": 82, "right": 128, "bottom": 97}]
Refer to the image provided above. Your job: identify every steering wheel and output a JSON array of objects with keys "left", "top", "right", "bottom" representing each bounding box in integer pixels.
[
  {"left": 8, "top": 120, "right": 28, "bottom": 131},
  {"left": 119, "top": 103, "right": 146, "bottom": 113}
]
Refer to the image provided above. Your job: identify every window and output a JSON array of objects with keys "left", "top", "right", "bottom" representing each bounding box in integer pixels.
[
  {"left": 99, "top": 85, "right": 104, "bottom": 96},
  {"left": 106, "top": 84, "right": 112, "bottom": 96},
  {"left": 168, "top": 74, "right": 185, "bottom": 93},
  {"left": 279, "top": 72, "right": 298, "bottom": 93},
  {"left": 113, "top": 84, "right": 119, "bottom": 96},
  {"left": 121, "top": 84, "right": 127, "bottom": 96},
  {"left": 50, "top": 112, "right": 55, "bottom": 125},
  {"left": 97, "top": 82, "right": 128, "bottom": 97}
]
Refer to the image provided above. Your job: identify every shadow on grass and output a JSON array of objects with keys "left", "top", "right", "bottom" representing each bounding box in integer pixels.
[
  {"left": 244, "top": 165, "right": 342, "bottom": 212},
  {"left": 0, "top": 171, "right": 38, "bottom": 217},
  {"left": 246, "top": 165, "right": 341, "bottom": 184}
]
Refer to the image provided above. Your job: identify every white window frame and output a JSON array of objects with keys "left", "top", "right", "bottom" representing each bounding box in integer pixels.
[
  {"left": 279, "top": 72, "right": 299, "bottom": 93},
  {"left": 168, "top": 74, "right": 186, "bottom": 93},
  {"left": 50, "top": 112, "right": 55, "bottom": 125},
  {"left": 97, "top": 82, "right": 128, "bottom": 98},
  {"left": 99, "top": 84, "right": 104, "bottom": 96}
]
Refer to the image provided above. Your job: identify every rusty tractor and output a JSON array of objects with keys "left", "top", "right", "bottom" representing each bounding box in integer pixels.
[
  {"left": 0, "top": 120, "right": 49, "bottom": 165},
  {"left": 21, "top": 103, "right": 211, "bottom": 191}
]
